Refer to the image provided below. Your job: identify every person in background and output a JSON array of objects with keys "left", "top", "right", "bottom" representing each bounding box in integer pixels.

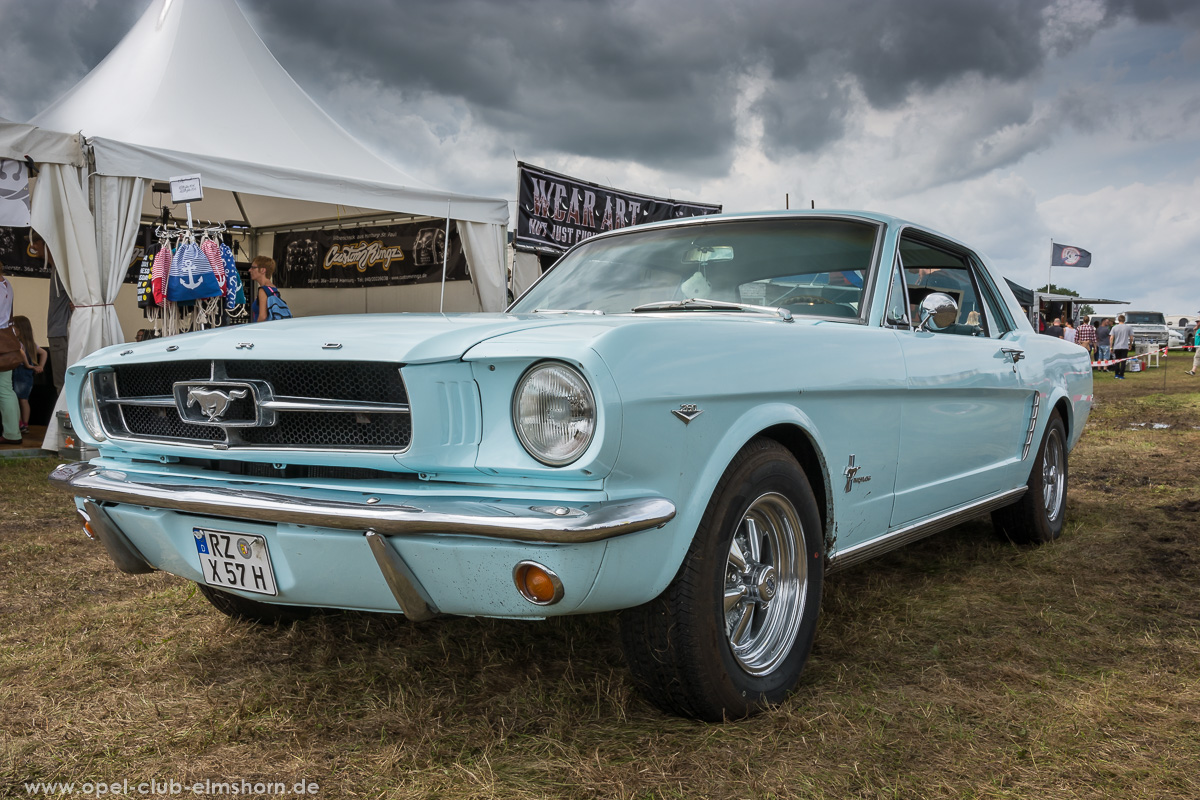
[
  {"left": 1044, "top": 317, "right": 1064, "bottom": 338},
  {"left": 1186, "top": 323, "right": 1200, "bottom": 376},
  {"left": 1076, "top": 315, "right": 1097, "bottom": 359},
  {"left": 248, "top": 255, "right": 292, "bottom": 322},
  {"left": 1096, "top": 318, "right": 1113, "bottom": 368},
  {"left": 0, "top": 262, "right": 21, "bottom": 444},
  {"left": 1063, "top": 319, "right": 1076, "bottom": 344},
  {"left": 10, "top": 315, "right": 46, "bottom": 434},
  {"left": 1110, "top": 314, "right": 1132, "bottom": 380},
  {"left": 31, "top": 231, "right": 71, "bottom": 394}
]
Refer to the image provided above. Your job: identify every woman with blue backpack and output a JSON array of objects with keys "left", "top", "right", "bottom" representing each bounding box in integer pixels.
[{"left": 248, "top": 255, "right": 293, "bottom": 322}]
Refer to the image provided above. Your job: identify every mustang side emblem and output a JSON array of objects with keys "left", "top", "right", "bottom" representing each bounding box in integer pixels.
[
  {"left": 843, "top": 454, "right": 872, "bottom": 493},
  {"left": 187, "top": 387, "right": 248, "bottom": 422},
  {"left": 671, "top": 403, "right": 704, "bottom": 425}
]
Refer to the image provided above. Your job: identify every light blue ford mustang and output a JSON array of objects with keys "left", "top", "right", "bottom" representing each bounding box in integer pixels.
[{"left": 51, "top": 211, "right": 1092, "bottom": 720}]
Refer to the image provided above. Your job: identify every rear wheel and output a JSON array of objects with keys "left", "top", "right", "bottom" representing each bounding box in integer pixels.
[
  {"left": 196, "top": 583, "right": 314, "bottom": 625},
  {"left": 619, "top": 437, "right": 824, "bottom": 720},
  {"left": 992, "top": 414, "right": 1068, "bottom": 544}
]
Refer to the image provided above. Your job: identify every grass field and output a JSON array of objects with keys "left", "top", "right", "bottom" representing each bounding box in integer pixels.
[{"left": 3, "top": 360, "right": 1199, "bottom": 799}]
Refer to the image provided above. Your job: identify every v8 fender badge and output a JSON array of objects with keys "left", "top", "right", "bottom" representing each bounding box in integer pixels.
[{"left": 671, "top": 403, "right": 704, "bottom": 424}]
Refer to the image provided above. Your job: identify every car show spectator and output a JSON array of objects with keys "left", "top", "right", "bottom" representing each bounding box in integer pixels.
[
  {"left": 1110, "top": 314, "right": 1132, "bottom": 380},
  {"left": 10, "top": 315, "right": 46, "bottom": 434},
  {"left": 249, "top": 256, "right": 292, "bottom": 322},
  {"left": 1063, "top": 320, "right": 1076, "bottom": 344},
  {"left": 34, "top": 231, "right": 72, "bottom": 395},
  {"left": 1097, "top": 318, "right": 1112, "bottom": 363},
  {"left": 1187, "top": 324, "right": 1200, "bottom": 376},
  {"left": 1044, "top": 317, "right": 1063, "bottom": 338},
  {"left": 0, "top": 262, "right": 21, "bottom": 444},
  {"left": 1076, "top": 316, "right": 1097, "bottom": 358}
]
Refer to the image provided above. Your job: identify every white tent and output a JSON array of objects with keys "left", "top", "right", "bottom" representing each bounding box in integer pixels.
[{"left": 0, "top": 0, "right": 509, "bottom": 449}]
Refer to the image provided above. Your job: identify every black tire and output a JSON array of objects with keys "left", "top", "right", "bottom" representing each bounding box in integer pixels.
[
  {"left": 992, "top": 414, "right": 1068, "bottom": 544},
  {"left": 196, "top": 582, "right": 314, "bottom": 625},
  {"left": 619, "top": 437, "right": 824, "bottom": 721}
]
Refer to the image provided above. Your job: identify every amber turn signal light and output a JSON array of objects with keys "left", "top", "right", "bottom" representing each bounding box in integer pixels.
[
  {"left": 513, "top": 561, "right": 564, "bottom": 606},
  {"left": 76, "top": 508, "right": 98, "bottom": 541}
]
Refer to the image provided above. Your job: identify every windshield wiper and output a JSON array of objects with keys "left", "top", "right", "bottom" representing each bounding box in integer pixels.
[
  {"left": 529, "top": 309, "right": 605, "bottom": 315},
  {"left": 631, "top": 298, "right": 793, "bottom": 321}
]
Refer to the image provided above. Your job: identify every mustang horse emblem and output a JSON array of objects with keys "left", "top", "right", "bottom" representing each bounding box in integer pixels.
[{"left": 186, "top": 387, "right": 248, "bottom": 422}]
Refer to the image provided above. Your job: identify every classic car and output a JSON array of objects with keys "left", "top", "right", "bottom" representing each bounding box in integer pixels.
[{"left": 50, "top": 210, "right": 1092, "bottom": 720}]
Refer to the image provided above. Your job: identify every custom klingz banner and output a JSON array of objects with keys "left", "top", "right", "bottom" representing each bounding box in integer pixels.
[
  {"left": 515, "top": 162, "right": 721, "bottom": 254},
  {"left": 272, "top": 222, "right": 467, "bottom": 288}
]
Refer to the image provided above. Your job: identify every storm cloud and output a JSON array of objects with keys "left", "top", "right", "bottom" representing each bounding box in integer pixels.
[
  {"left": 235, "top": 0, "right": 1197, "bottom": 172},
  {"left": 3, "top": 0, "right": 1197, "bottom": 177},
  {"left": 2, "top": 0, "right": 1199, "bottom": 313}
]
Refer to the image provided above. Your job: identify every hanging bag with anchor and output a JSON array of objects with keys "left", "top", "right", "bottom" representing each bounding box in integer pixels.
[{"left": 166, "top": 234, "right": 223, "bottom": 302}]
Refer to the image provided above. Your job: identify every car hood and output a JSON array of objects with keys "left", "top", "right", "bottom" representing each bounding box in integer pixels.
[
  {"left": 76, "top": 311, "right": 824, "bottom": 370},
  {"left": 76, "top": 314, "right": 571, "bottom": 367}
]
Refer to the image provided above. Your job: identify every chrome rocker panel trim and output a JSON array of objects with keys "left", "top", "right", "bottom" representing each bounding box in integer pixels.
[
  {"left": 827, "top": 486, "right": 1027, "bottom": 574},
  {"left": 49, "top": 462, "right": 677, "bottom": 544}
]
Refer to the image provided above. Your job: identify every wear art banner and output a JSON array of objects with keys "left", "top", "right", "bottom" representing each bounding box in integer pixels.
[
  {"left": 272, "top": 222, "right": 466, "bottom": 288},
  {"left": 514, "top": 162, "right": 721, "bottom": 254}
]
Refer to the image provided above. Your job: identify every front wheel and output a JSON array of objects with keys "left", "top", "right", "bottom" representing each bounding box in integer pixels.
[
  {"left": 992, "top": 414, "right": 1068, "bottom": 544},
  {"left": 619, "top": 438, "right": 824, "bottom": 720}
]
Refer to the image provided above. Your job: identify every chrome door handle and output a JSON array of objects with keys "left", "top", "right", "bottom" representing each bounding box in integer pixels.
[{"left": 1001, "top": 348, "right": 1025, "bottom": 363}]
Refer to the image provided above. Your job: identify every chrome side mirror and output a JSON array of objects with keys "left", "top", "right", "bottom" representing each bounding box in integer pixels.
[{"left": 918, "top": 292, "right": 959, "bottom": 331}]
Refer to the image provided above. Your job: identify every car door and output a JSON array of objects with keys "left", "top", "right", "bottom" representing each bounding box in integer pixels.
[{"left": 887, "top": 233, "right": 1033, "bottom": 527}]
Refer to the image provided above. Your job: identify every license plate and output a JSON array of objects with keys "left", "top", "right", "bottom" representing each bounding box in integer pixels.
[{"left": 193, "top": 528, "right": 278, "bottom": 596}]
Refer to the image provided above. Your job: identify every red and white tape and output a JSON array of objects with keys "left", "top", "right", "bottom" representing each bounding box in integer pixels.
[{"left": 1091, "top": 346, "right": 1168, "bottom": 369}]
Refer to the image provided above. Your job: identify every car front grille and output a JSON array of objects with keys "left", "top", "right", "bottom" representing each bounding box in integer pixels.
[{"left": 95, "top": 360, "right": 411, "bottom": 451}]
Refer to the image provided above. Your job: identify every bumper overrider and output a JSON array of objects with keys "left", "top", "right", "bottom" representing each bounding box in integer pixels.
[{"left": 50, "top": 462, "right": 676, "bottom": 620}]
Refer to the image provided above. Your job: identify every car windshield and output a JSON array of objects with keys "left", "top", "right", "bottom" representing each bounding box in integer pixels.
[
  {"left": 1126, "top": 312, "right": 1165, "bottom": 325},
  {"left": 510, "top": 217, "right": 881, "bottom": 318}
]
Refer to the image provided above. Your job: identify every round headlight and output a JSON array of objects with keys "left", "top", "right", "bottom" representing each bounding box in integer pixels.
[
  {"left": 512, "top": 362, "right": 596, "bottom": 466},
  {"left": 79, "top": 373, "right": 107, "bottom": 443}
]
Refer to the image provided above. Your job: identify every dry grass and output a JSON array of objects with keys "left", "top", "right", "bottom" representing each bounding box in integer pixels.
[{"left": 3, "top": 358, "right": 1200, "bottom": 799}]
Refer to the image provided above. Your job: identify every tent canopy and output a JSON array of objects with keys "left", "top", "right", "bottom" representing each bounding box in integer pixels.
[
  {"left": 1, "top": 0, "right": 511, "bottom": 450},
  {"left": 28, "top": 0, "right": 507, "bottom": 227}
]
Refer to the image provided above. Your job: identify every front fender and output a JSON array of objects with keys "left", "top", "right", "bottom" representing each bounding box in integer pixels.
[{"left": 596, "top": 402, "right": 831, "bottom": 605}]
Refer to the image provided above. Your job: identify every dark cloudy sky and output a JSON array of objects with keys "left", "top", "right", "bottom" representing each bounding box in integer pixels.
[{"left": 2, "top": 0, "right": 1199, "bottom": 313}]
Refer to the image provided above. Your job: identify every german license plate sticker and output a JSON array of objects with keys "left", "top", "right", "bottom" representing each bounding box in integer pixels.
[{"left": 193, "top": 528, "right": 278, "bottom": 596}]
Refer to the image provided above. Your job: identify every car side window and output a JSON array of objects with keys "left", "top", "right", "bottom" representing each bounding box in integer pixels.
[
  {"left": 884, "top": 256, "right": 910, "bottom": 328},
  {"left": 973, "top": 259, "right": 1013, "bottom": 337},
  {"left": 898, "top": 235, "right": 987, "bottom": 336}
]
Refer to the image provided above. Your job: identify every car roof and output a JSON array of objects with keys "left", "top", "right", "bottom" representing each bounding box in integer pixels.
[{"left": 577, "top": 208, "right": 970, "bottom": 252}]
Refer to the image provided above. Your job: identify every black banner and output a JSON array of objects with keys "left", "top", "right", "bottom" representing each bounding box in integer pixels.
[
  {"left": 0, "top": 226, "right": 43, "bottom": 276},
  {"left": 0, "top": 224, "right": 152, "bottom": 281},
  {"left": 514, "top": 162, "right": 721, "bottom": 254},
  {"left": 272, "top": 221, "right": 466, "bottom": 289}
]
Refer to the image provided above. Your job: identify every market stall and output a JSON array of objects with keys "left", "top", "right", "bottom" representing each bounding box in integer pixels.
[{"left": 0, "top": 0, "right": 509, "bottom": 450}]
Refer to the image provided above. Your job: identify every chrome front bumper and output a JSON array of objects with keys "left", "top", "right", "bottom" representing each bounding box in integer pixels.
[{"left": 49, "top": 462, "right": 677, "bottom": 545}]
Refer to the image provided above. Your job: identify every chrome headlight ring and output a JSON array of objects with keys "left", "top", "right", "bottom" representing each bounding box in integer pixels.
[
  {"left": 79, "top": 371, "right": 107, "bottom": 443},
  {"left": 511, "top": 361, "right": 596, "bottom": 467}
]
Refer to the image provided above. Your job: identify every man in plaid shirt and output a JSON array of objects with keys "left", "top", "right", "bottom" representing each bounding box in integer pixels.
[{"left": 1076, "top": 315, "right": 1098, "bottom": 359}]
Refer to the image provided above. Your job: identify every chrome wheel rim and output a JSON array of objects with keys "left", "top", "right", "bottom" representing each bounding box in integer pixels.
[
  {"left": 724, "top": 492, "right": 807, "bottom": 676},
  {"left": 1042, "top": 427, "right": 1066, "bottom": 522}
]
